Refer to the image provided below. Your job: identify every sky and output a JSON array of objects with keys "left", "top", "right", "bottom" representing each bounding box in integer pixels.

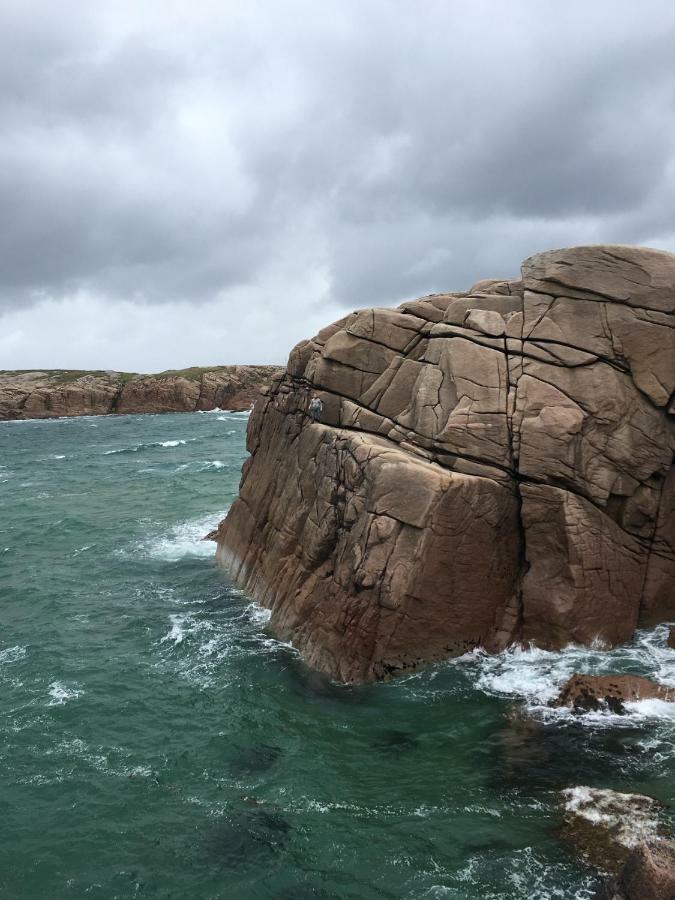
[{"left": 1, "top": 0, "right": 675, "bottom": 372}]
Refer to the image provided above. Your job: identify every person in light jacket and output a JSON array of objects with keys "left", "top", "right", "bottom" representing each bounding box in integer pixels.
[{"left": 308, "top": 396, "right": 323, "bottom": 423}]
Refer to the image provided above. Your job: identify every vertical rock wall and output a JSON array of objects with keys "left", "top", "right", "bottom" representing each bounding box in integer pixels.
[{"left": 215, "top": 246, "right": 675, "bottom": 682}]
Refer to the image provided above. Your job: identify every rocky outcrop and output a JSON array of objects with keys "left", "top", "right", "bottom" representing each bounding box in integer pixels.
[
  {"left": 595, "top": 840, "right": 675, "bottom": 900},
  {"left": 0, "top": 366, "right": 278, "bottom": 420},
  {"left": 560, "top": 787, "right": 665, "bottom": 872},
  {"left": 214, "top": 245, "right": 675, "bottom": 682},
  {"left": 553, "top": 674, "right": 675, "bottom": 713}
]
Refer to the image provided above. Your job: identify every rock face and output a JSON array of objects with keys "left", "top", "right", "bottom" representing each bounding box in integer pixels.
[
  {"left": 214, "top": 245, "right": 675, "bottom": 682},
  {"left": 0, "top": 366, "right": 278, "bottom": 420},
  {"left": 553, "top": 674, "right": 675, "bottom": 713},
  {"left": 595, "top": 840, "right": 675, "bottom": 900}
]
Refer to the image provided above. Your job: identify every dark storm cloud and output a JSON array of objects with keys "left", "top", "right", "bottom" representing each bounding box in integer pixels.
[{"left": 1, "top": 0, "right": 675, "bottom": 367}]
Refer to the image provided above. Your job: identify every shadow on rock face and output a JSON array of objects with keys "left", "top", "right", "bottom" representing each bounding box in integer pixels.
[
  {"left": 208, "top": 808, "right": 291, "bottom": 867},
  {"left": 228, "top": 743, "right": 282, "bottom": 777},
  {"left": 371, "top": 730, "right": 420, "bottom": 754}
]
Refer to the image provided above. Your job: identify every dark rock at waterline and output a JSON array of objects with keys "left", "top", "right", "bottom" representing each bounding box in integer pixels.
[
  {"left": 594, "top": 840, "right": 675, "bottom": 900},
  {"left": 560, "top": 786, "right": 665, "bottom": 872},
  {"left": 228, "top": 743, "right": 282, "bottom": 776},
  {"left": 552, "top": 674, "right": 675, "bottom": 714},
  {"left": 668, "top": 627, "right": 675, "bottom": 650}
]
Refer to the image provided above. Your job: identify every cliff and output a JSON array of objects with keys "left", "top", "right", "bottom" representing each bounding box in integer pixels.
[
  {"left": 214, "top": 245, "right": 675, "bottom": 683},
  {"left": 0, "top": 366, "right": 279, "bottom": 421}
]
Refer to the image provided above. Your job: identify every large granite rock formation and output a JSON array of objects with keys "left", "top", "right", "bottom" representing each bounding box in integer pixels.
[
  {"left": 0, "top": 366, "right": 278, "bottom": 420},
  {"left": 214, "top": 245, "right": 675, "bottom": 682}
]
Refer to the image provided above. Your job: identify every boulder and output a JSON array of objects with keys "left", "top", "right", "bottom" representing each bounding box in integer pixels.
[
  {"left": 215, "top": 245, "right": 675, "bottom": 682},
  {"left": 595, "top": 840, "right": 675, "bottom": 900},
  {"left": 553, "top": 674, "right": 675, "bottom": 714},
  {"left": 668, "top": 628, "right": 675, "bottom": 650},
  {"left": 560, "top": 786, "right": 665, "bottom": 872}
]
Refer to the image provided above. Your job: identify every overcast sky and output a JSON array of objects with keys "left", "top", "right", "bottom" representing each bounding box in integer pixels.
[{"left": 1, "top": 0, "right": 674, "bottom": 371}]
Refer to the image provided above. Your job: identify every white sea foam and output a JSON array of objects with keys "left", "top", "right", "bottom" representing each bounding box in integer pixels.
[
  {"left": 161, "top": 614, "right": 193, "bottom": 645},
  {"left": 461, "top": 624, "right": 675, "bottom": 726},
  {"left": 0, "top": 645, "right": 27, "bottom": 666},
  {"left": 104, "top": 438, "right": 193, "bottom": 455},
  {"left": 48, "top": 454, "right": 67, "bottom": 460},
  {"left": 561, "top": 786, "right": 662, "bottom": 849},
  {"left": 72, "top": 545, "right": 94, "bottom": 556},
  {"left": 48, "top": 681, "right": 83, "bottom": 706},
  {"left": 142, "top": 510, "right": 226, "bottom": 561}
]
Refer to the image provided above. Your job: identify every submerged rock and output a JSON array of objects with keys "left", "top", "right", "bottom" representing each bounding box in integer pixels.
[
  {"left": 552, "top": 675, "right": 675, "bottom": 714},
  {"left": 560, "top": 786, "right": 665, "bottom": 872},
  {"left": 594, "top": 840, "right": 675, "bottom": 899},
  {"left": 214, "top": 245, "right": 675, "bottom": 682}
]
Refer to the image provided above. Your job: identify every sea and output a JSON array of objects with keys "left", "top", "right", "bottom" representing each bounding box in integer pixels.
[{"left": 1, "top": 410, "right": 674, "bottom": 899}]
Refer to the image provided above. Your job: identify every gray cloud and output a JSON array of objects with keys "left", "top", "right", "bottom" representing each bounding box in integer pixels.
[{"left": 1, "top": 0, "right": 674, "bottom": 368}]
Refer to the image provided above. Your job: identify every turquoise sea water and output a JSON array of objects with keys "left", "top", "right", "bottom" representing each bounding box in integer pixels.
[{"left": 1, "top": 411, "right": 674, "bottom": 899}]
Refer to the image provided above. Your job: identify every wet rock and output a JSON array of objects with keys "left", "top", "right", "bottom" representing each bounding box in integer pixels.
[
  {"left": 668, "top": 628, "right": 675, "bottom": 650},
  {"left": 552, "top": 675, "right": 675, "bottom": 714},
  {"left": 594, "top": 840, "right": 675, "bottom": 899},
  {"left": 560, "top": 786, "right": 665, "bottom": 872},
  {"left": 215, "top": 245, "right": 675, "bottom": 682}
]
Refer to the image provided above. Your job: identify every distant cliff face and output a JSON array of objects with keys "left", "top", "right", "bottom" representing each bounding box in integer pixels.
[
  {"left": 214, "top": 245, "right": 675, "bottom": 683},
  {"left": 0, "top": 366, "right": 278, "bottom": 420}
]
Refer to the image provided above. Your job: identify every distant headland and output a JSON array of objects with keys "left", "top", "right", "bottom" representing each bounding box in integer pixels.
[{"left": 0, "top": 366, "right": 279, "bottom": 420}]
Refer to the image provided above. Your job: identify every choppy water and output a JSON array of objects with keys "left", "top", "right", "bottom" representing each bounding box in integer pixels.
[{"left": 1, "top": 411, "right": 674, "bottom": 899}]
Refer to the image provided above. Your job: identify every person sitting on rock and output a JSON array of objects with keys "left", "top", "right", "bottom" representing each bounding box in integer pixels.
[{"left": 308, "top": 396, "right": 323, "bottom": 423}]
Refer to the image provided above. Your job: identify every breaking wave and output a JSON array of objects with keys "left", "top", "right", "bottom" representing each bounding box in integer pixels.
[
  {"left": 103, "top": 438, "right": 194, "bottom": 455},
  {"left": 48, "top": 681, "right": 83, "bottom": 706},
  {"left": 139, "top": 510, "right": 227, "bottom": 561},
  {"left": 459, "top": 625, "right": 675, "bottom": 726}
]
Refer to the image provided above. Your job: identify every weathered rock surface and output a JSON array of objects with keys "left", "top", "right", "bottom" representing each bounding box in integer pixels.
[
  {"left": 0, "top": 366, "right": 278, "bottom": 420},
  {"left": 560, "top": 786, "right": 665, "bottom": 872},
  {"left": 553, "top": 674, "right": 675, "bottom": 713},
  {"left": 595, "top": 840, "right": 675, "bottom": 900},
  {"left": 214, "top": 245, "right": 675, "bottom": 682}
]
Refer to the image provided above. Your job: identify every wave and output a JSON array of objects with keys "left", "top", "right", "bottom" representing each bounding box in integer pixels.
[
  {"left": 103, "top": 438, "right": 194, "bottom": 455},
  {"left": 140, "top": 510, "right": 227, "bottom": 561},
  {"left": 48, "top": 681, "right": 83, "bottom": 706},
  {"left": 0, "top": 645, "right": 27, "bottom": 666},
  {"left": 155, "top": 602, "right": 283, "bottom": 688},
  {"left": 458, "top": 624, "right": 675, "bottom": 726}
]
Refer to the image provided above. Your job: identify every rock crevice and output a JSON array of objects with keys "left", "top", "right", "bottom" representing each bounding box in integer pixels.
[{"left": 215, "top": 246, "right": 675, "bottom": 682}]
